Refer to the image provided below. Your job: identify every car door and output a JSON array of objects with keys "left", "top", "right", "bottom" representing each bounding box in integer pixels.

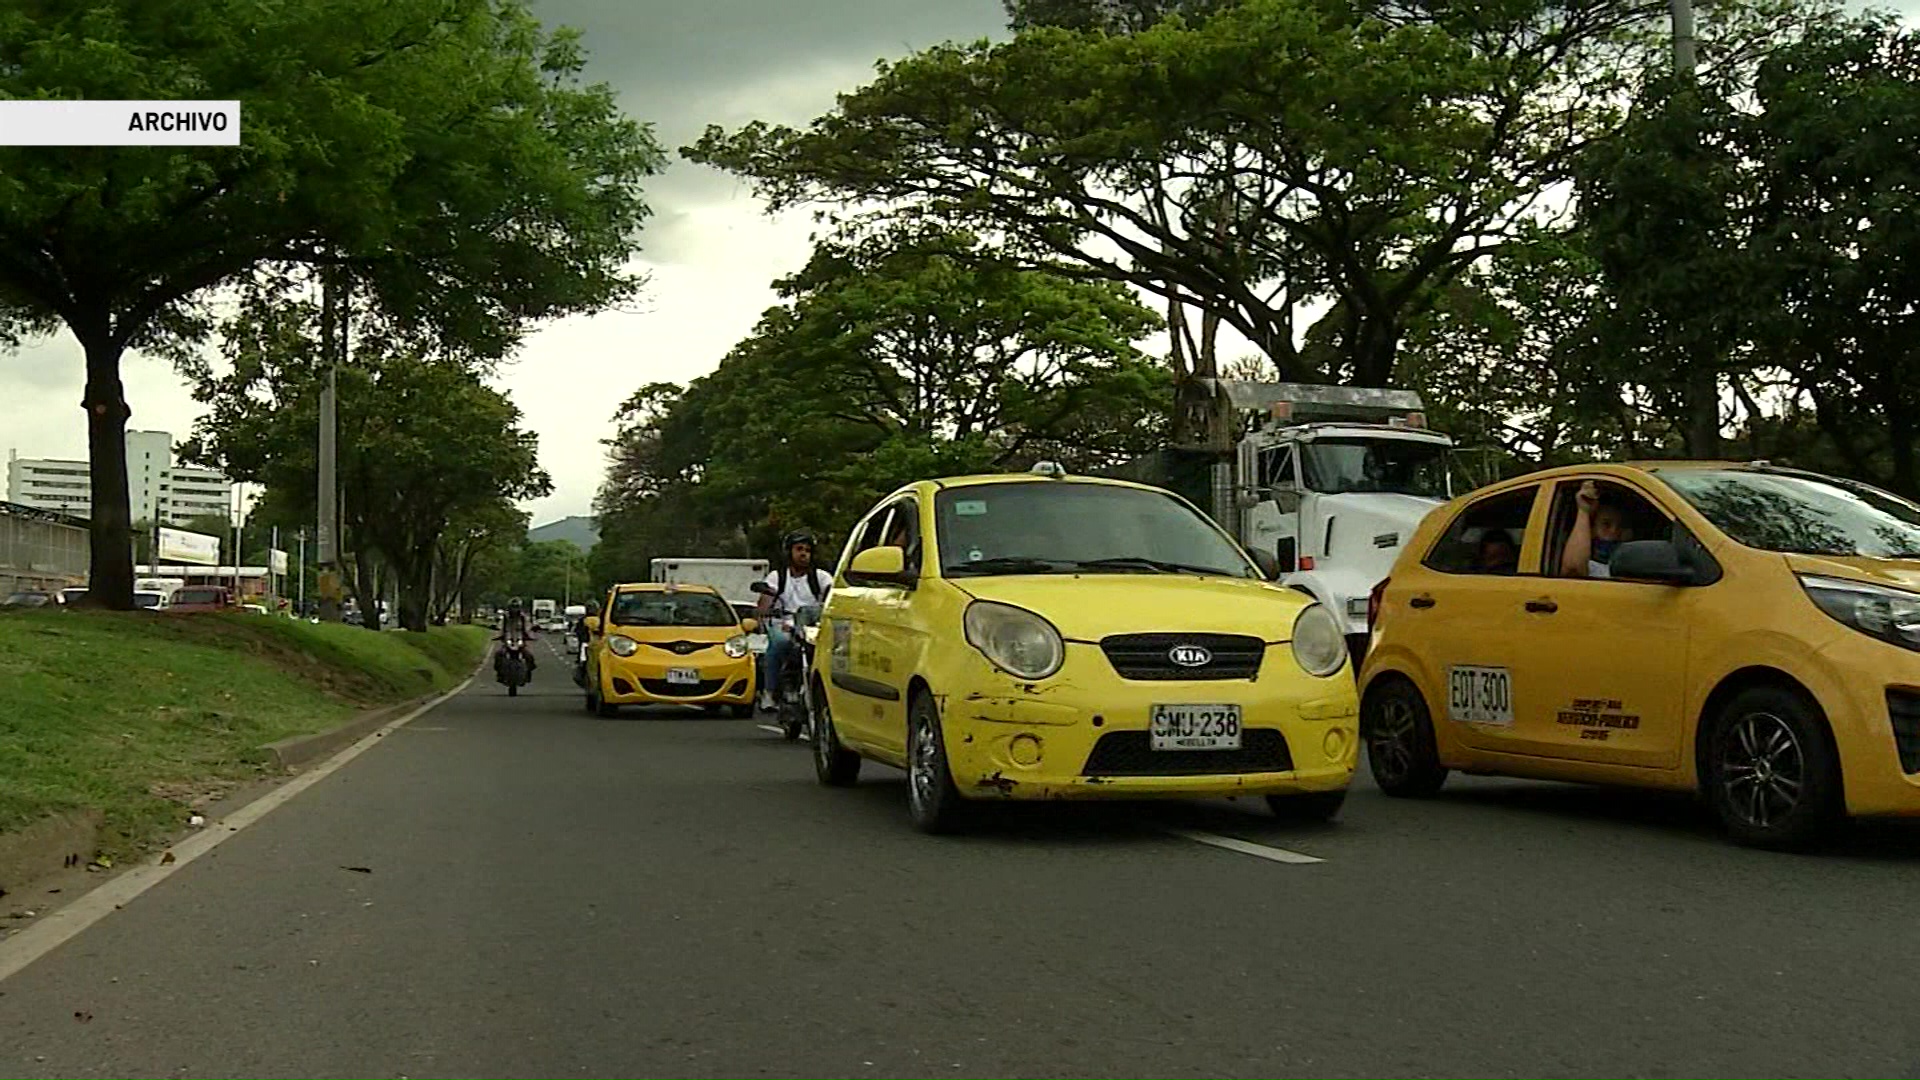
[
  {"left": 848, "top": 496, "right": 925, "bottom": 761},
  {"left": 823, "top": 503, "right": 896, "bottom": 755},
  {"left": 1488, "top": 474, "right": 1701, "bottom": 770},
  {"left": 1398, "top": 482, "right": 1552, "bottom": 759}
]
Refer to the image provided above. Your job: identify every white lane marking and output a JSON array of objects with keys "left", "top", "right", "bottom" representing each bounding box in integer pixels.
[
  {"left": 1162, "top": 827, "right": 1324, "bottom": 864},
  {"left": 0, "top": 673, "right": 477, "bottom": 986},
  {"left": 755, "top": 723, "right": 810, "bottom": 742}
]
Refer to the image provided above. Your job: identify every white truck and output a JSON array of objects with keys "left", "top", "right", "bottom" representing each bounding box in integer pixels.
[
  {"left": 1102, "top": 382, "right": 1457, "bottom": 661},
  {"left": 649, "top": 557, "right": 771, "bottom": 620}
]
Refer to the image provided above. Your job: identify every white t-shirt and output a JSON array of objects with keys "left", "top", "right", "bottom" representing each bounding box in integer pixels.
[
  {"left": 1588, "top": 559, "right": 1611, "bottom": 579},
  {"left": 762, "top": 566, "right": 830, "bottom": 615}
]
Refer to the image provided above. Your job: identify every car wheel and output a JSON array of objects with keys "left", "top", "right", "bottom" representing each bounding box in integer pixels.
[
  {"left": 906, "top": 690, "right": 969, "bottom": 833},
  {"left": 1702, "top": 684, "right": 1844, "bottom": 851},
  {"left": 1266, "top": 790, "right": 1346, "bottom": 822},
  {"left": 811, "top": 680, "right": 862, "bottom": 787},
  {"left": 1363, "top": 677, "right": 1448, "bottom": 797}
]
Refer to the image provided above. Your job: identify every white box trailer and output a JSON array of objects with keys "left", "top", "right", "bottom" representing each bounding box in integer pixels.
[{"left": 650, "top": 557, "right": 770, "bottom": 619}]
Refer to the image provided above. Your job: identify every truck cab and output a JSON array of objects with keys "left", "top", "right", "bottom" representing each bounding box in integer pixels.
[{"left": 1230, "top": 390, "right": 1455, "bottom": 660}]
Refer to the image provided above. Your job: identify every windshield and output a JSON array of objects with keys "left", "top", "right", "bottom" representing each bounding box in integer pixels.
[
  {"left": 175, "top": 589, "right": 222, "bottom": 604},
  {"left": 133, "top": 592, "right": 164, "bottom": 608},
  {"left": 1657, "top": 469, "right": 1920, "bottom": 558},
  {"left": 935, "top": 481, "right": 1258, "bottom": 579},
  {"left": 1299, "top": 438, "right": 1449, "bottom": 497},
  {"left": 610, "top": 589, "right": 739, "bottom": 628}
]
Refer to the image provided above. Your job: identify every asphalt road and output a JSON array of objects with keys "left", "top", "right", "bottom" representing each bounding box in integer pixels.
[{"left": 4, "top": 638, "right": 1920, "bottom": 1078}]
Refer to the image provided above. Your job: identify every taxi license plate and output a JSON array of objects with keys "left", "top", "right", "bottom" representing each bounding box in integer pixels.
[
  {"left": 1448, "top": 665, "right": 1513, "bottom": 726},
  {"left": 1150, "top": 704, "right": 1242, "bottom": 751},
  {"left": 666, "top": 667, "right": 700, "bottom": 686}
]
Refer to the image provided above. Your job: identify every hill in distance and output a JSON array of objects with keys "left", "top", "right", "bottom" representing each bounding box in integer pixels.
[{"left": 528, "top": 515, "right": 598, "bottom": 553}]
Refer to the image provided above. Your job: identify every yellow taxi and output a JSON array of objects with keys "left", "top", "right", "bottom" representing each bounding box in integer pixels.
[
  {"left": 1359, "top": 460, "right": 1920, "bottom": 851},
  {"left": 582, "top": 582, "right": 759, "bottom": 718},
  {"left": 805, "top": 464, "right": 1360, "bottom": 833}
]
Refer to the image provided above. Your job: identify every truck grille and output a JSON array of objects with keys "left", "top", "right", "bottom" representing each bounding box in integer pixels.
[
  {"left": 1081, "top": 730, "right": 1293, "bottom": 776},
  {"left": 1099, "top": 633, "right": 1265, "bottom": 681}
]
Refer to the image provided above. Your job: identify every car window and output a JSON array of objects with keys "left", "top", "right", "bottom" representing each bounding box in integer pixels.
[
  {"left": 1423, "top": 485, "right": 1539, "bottom": 575},
  {"left": 609, "top": 589, "right": 737, "bottom": 628},
  {"left": 1544, "top": 478, "right": 1674, "bottom": 577},
  {"left": 1656, "top": 468, "right": 1920, "bottom": 558},
  {"left": 934, "top": 481, "right": 1259, "bottom": 579}
]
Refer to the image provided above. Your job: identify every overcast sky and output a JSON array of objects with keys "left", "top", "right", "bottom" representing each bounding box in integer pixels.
[{"left": 2, "top": 0, "right": 1913, "bottom": 530}]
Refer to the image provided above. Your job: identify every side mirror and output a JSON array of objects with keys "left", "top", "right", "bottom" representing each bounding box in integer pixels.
[
  {"left": 582, "top": 615, "right": 602, "bottom": 634},
  {"left": 1250, "top": 548, "right": 1282, "bottom": 581},
  {"left": 848, "top": 544, "right": 912, "bottom": 585},
  {"left": 749, "top": 581, "right": 774, "bottom": 596},
  {"left": 1609, "top": 540, "right": 1695, "bottom": 585},
  {"left": 1274, "top": 536, "right": 1298, "bottom": 575},
  {"left": 740, "top": 617, "right": 760, "bottom": 634}
]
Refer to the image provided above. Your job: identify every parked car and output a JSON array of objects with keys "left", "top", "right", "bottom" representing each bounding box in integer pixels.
[{"left": 168, "top": 586, "right": 235, "bottom": 612}]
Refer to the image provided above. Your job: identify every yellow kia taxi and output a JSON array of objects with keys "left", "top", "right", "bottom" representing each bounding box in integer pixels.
[
  {"left": 1359, "top": 460, "right": 1920, "bottom": 851},
  {"left": 582, "top": 583, "right": 758, "bottom": 718},
  {"left": 805, "top": 464, "right": 1360, "bottom": 833}
]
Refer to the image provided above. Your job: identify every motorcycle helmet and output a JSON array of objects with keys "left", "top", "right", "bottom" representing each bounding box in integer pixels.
[{"left": 782, "top": 530, "right": 815, "bottom": 552}]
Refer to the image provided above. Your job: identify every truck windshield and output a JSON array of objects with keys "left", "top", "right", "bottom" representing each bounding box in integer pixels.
[
  {"left": 610, "top": 590, "right": 739, "bottom": 627},
  {"left": 1657, "top": 468, "right": 1920, "bottom": 558},
  {"left": 936, "top": 481, "right": 1259, "bottom": 579},
  {"left": 1300, "top": 438, "right": 1449, "bottom": 497}
]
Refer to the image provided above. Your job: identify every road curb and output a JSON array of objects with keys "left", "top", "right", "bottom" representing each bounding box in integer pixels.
[
  {"left": 0, "top": 810, "right": 101, "bottom": 900},
  {"left": 264, "top": 642, "right": 494, "bottom": 771}
]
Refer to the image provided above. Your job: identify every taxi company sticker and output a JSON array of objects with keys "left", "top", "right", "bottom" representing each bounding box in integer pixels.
[
  {"left": 954, "top": 500, "right": 988, "bottom": 516},
  {"left": 1556, "top": 697, "right": 1640, "bottom": 742},
  {"left": 830, "top": 617, "right": 852, "bottom": 675}
]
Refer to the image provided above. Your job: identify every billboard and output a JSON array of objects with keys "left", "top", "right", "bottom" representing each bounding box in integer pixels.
[
  {"left": 269, "top": 548, "right": 289, "bottom": 575},
  {"left": 157, "top": 526, "right": 220, "bottom": 566}
]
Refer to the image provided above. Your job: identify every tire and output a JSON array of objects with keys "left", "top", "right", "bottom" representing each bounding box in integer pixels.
[
  {"left": 1701, "top": 683, "right": 1844, "bottom": 852},
  {"left": 811, "top": 680, "right": 862, "bottom": 787},
  {"left": 1362, "top": 677, "right": 1449, "bottom": 798},
  {"left": 906, "top": 690, "right": 970, "bottom": 834},
  {"left": 1266, "top": 790, "right": 1347, "bottom": 822},
  {"left": 507, "top": 681, "right": 518, "bottom": 697}
]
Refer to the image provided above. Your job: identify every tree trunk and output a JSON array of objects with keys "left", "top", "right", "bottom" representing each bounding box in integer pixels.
[
  {"left": 354, "top": 547, "right": 378, "bottom": 629},
  {"left": 1685, "top": 359, "right": 1719, "bottom": 459},
  {"left": 399, "top": 551, "right": 433, "bottom": 633},
  {"left": 78, "top": 329, "right": 136, "bottom": 610}
]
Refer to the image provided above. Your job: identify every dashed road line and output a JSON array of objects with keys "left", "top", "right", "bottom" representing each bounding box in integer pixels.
[
  {"left": 755, "top": 723, "right": 809, "bottom": 742},
  {"left": 1162, "top": 827, "right": 1324, "bottom": 864}
]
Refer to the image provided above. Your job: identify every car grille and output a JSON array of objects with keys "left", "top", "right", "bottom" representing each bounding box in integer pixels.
[
  {"left": 1081, "top": 730, "right": 1293, "bottom": 776},
  {"left": 1888, "top": 689, "right": 1920, "bottom": 774},
  {"left": 641, "top": 677, "right": 726, "bottom": 698},
  {"left": 646, "top": 640, "right": 717, "bottom": 656},
  {"left": 1098, "top": 633, "right": 1265, "bottom": 681}
]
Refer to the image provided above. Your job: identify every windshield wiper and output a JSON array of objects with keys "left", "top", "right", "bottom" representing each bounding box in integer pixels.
[
  {"left": 944, "top": 556, "right": 1071, "bottom": 576},
  {"left": 1073, "top": 557, "right": 1237, "bottom": 577}
]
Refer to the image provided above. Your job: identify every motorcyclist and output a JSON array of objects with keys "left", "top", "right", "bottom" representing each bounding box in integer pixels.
[
  {"left": 493, "top": 597, "right": 538, "bottom": 679},
  {"left": 757, "top": 531, "right": 830, "bottom": 711}
]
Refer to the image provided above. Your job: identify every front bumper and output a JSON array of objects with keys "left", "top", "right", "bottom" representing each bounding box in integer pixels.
[
  {"left": 939, "top": 643, "right": 1359, "bottom": 800},
  {"left": 1811, "top": 632, "right": 1920, "bottom": 817},
  {"left": 598, "top": 652, "right": 756, "bottom": 706}
]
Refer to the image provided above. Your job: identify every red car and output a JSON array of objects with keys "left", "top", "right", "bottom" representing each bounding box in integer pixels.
[{"left": 167, "top": 585, "right": 235, "bottom": 612}]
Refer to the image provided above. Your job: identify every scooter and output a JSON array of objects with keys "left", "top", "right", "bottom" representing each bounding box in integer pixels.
[
  {"left": 749, "top": 582, "right": 821, "bottom": 741},
  {"left": 496, "top": 629, "right": 532, "bottom": 696}
]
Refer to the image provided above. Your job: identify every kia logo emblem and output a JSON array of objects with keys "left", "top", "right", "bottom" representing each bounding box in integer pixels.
[{"left": 1168, "top": 644, "right": 1212, "bottom": 667}]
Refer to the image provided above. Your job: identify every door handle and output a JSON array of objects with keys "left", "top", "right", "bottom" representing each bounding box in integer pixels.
[
  {"left": 1409, "top": 595, "right": 1436, "bottom": 609},
  {"left": 1525, "top": 599, "right": 1558, "bottom": 614}
]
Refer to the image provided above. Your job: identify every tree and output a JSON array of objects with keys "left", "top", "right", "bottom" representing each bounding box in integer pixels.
[
  {"left": 0, "top": 0, "right": 664, "bottom": 609},
  {"left": 183, "top": 308, "right": 553, "bottom": 632},
  {"left": 686, "top": 0, "right": 1717, "bottom": 394},
  {"left": 510, "top": 539, "right": 592, "bottom": 606},
  {"left": 434, "top": 499, "right": 527, "bottom": 623}
]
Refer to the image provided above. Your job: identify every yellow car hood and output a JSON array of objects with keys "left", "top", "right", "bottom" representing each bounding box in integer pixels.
[
  {"left": 950, "top": 573, "right": 1311, "bottom": 641},
  {"left": 606, "top": 623, "right": 741, "bottom": 643},
  {"left": 1784, "top": 554, "right": 1920, "bottom": 593}
]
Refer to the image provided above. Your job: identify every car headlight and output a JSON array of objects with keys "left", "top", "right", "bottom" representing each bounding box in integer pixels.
[
  {"left": 607, "top": 635, "right": 639, "bottom": 657},
  {"left": 1290, "top": 602, "right": 1346, "bottom": 678},
  {"left": 725, "top": 634, "right": 749, "bottom": 658},
  {"left": 1798, "top": 574, "right": 1920, "bottom": 652},
  {"left": 963, "top": 600, "right": 1064, "bottom": 681}
]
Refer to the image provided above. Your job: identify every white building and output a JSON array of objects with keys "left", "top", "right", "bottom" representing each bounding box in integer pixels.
[{"left": 6, "top": 430, "right": 233, "bottom": 525}]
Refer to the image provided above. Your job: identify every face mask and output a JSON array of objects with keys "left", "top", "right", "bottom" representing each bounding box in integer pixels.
[{"left": 1593, "top": 538, "right": 1618, "bottom": 562}]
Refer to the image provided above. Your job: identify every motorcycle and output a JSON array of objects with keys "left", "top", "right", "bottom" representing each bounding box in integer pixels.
[
  {"left": 496, "top": 629, "right": 532, "bottom": 696},
  {"left": 749, "top": 581, "right": 822, "bottom": 741}
]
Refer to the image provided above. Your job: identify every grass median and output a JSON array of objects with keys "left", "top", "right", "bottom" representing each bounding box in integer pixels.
[{"left": 0, "top": 609, "right": 490, "bottom": 860}]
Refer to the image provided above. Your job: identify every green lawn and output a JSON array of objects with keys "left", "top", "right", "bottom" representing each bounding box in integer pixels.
[{"left": 0, "top": 609, "right": 489, "bottom": 858}]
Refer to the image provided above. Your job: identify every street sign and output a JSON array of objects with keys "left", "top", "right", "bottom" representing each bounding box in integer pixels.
[
  {"left": 269, "top": 548, "right": 289, "bottom": 575},
  {"left": 157, "top": 526, "right": 220, "bottom": 566}
]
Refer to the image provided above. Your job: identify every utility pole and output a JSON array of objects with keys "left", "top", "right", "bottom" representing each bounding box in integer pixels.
[
  {"left": 297, "top": 528, "right": 306, "bottom": 613},
  {"left": 1672, "top": 0, "right": 1719, "bottom": 458},
  {"left": 316, "top": 264, "right": 344, "bottom": 622}
]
